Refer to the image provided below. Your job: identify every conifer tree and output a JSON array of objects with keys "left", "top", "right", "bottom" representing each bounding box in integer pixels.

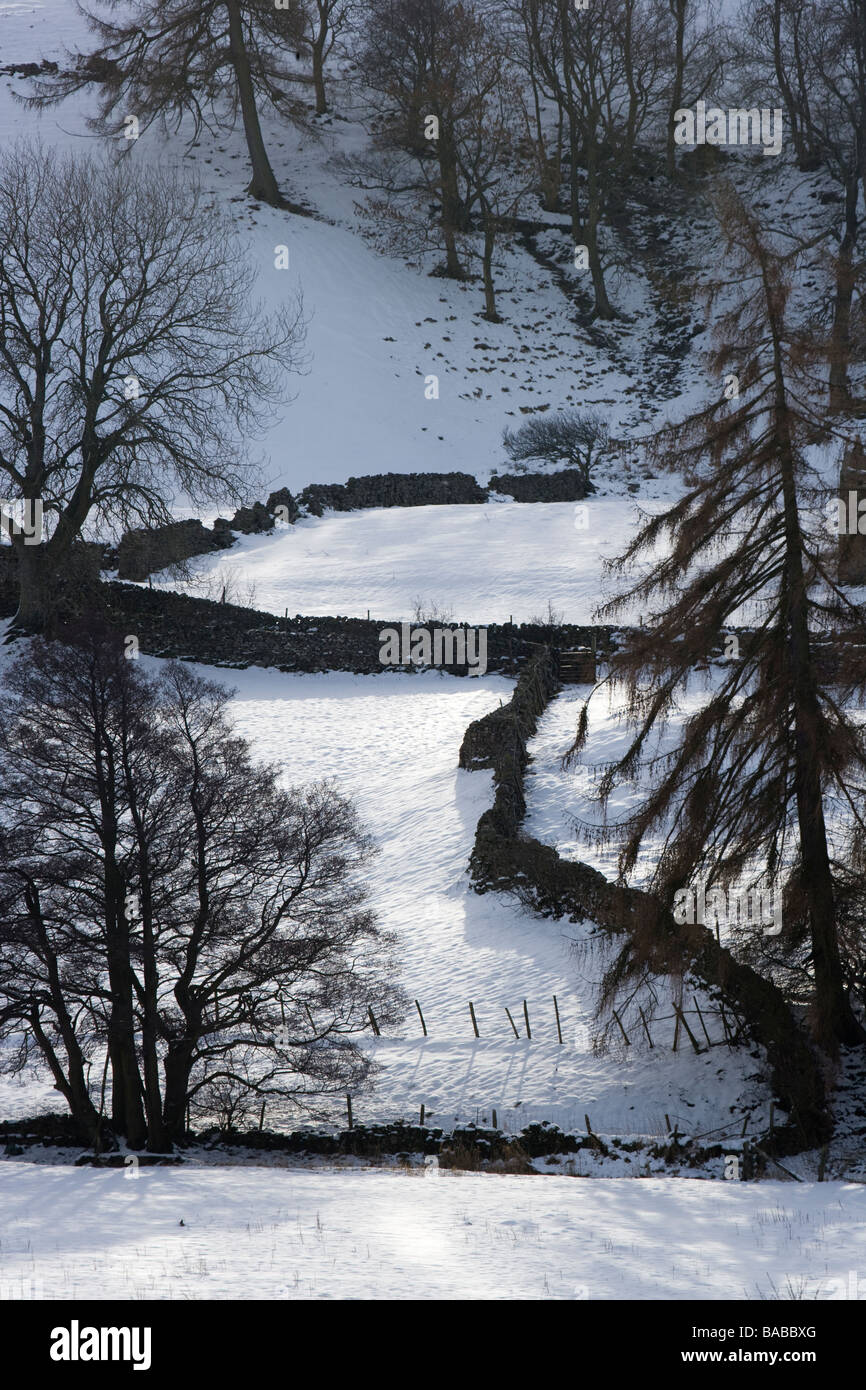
[{"left": 565, "top": 184, "right": 866, "bottom": 1049}]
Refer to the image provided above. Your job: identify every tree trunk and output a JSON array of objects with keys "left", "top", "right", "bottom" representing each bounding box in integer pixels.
[
  {"left": 769, "top": 300, "right": 866, "bottom": 1048},
  {"left": 528, "top": 52, "right": 561, "bottom": 212},
  {"left": 481, "top": 210, "right": 500, "bottom": 322},
  {"left": 13, "top": 542, "right": 58, "bottom": 632},
  {"left": 437, "top": 133, "right": 466, "bottom": 278},
  {"left": 557, "top": 0, "right": 582, "bottom": 241},
  {"left": 11, "top": 536, "right": 96, "bottom": 634},
  {"left": 99, "top": 776, "right": 149, "bottom": 1148},
  {"left": 829, "top": 181, "right": 858, "bottom": 413},
  {"left": 225, "top": 0, "right": 284, "bottom": 206},
  {"left": 162, "top": 1040, "right": 197, "bottom": 1142},
  {"left": 585, "top": 132, "right": 614, "bottom": 320},
  {"left": 30, "top": 992, "right": 102, "bottom": 1146},
  {"left": 311, "top": 25, "right": 328, "bottom": 115},
  {"left": 141, "top": 908, "right": 169, "bottom": 1153},
  {"left": 125, "top": 766, "right": 170, "bottom": 1152},
  {"left": 621, "top": 0, "right": 639, "bottom": 175},
  {"left": 666, "top": 0, "right": 686, "bottom": 179},
  {"left": 106, "top": 888, "right": 148, "bottom": 1148}
]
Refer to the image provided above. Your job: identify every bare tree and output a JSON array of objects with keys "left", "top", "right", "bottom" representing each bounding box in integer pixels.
[
  {"left": 30, "top": 0, "right": 308, "bottom": 206},
  {"left": 502, "top": 409, "right": 607, "bottom": 488},
  {"left": 665, "top": 0, "right": 726, "bottom": 178},
  {"left": 0, "top": 628, "right": 402, "bottom": 1150},
  {"left": 0, "top": 142, "right": 304, "bottom": 631},
  {"left": 519, "top": 0, "right": 671, "bottom": 318},
  {"left": 358, "top": 0, "right": 500, "bottom": 279},
  {"left": 297, "top": 0, "right": 355, "bottom": 114},
  {"left": 502, "top": 0, "right": 564, "bottom": 211},
  {"left": 454, "top": 55, "right": 532, "bottom": 319}
]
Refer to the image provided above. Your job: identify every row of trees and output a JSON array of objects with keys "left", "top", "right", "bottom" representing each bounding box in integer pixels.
[
  {"left": 0, "top": 628, "right": 401, "bottom": 1149},
  {"left": 354, "top": 0, "right": 866, "bottom": 341},
  {"left": 33, "top": 2, "right": 866, "bottom": 339}
]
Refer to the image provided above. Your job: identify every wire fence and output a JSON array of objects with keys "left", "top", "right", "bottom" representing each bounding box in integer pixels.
[{"left": 366, "top": 993, "right": 748, "bottom": 1055}]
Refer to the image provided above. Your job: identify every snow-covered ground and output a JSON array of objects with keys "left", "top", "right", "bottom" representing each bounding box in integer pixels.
[
  {"left": 525, "top": 677, "right": 706, "bottom": 887},
  {"left": 147, "top": 498, "right": 670, "bottom": 626},
  {"left": 1, "top": 1165, "right": 864, "bottom": 1300},
  {"left": 0, "top": 653, "right": 771, "bottom": 1139},
  {"left": 206, "top": 665, "right": 773, "bottom": 1138}
]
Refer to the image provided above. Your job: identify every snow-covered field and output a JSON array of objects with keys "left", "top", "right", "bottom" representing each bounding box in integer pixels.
[
  {"left": 192, "top": 664, "right": 769, "bottom": 1138},
  {"left": 1, "top": 1165, "right": 864, "bottom": 1301},
  {"left": 146, "top": 498, "right": 670, "bottom": 626},
  {"left": 525, "top": 678, "right": 706, "bottom": 886},
  {"left": 0, "top": 654, "right": 770, "bottom": 1139}
]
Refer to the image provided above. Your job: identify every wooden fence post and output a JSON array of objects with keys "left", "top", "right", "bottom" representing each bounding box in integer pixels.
[
  {"left": 553, "top": 995, "right": 563, "bottom": 1045},
  {"left": 612, "top": 1008, "right": 631, "bottom": 1046},
  {"left": 718, "top": 1004, "right": 734, "bottom": 1048},
  {"left": 415, "top": 999, "right": 428, "bottom": 1036},
  {"left": 693, "top": 996, "right": 713, "bottom": 1048},
  {"left": 523, "top": 999, "right": 532, "bottom": 1039},
  {"left": 675, "top": 1004, "right": 702, "bottom": 1054},
  {"left": 469, "top": 1001, "right": 480, "bottom": 1038},
  {"left": 505, "top": 1006, "right": 519, "bottom": 1038}
]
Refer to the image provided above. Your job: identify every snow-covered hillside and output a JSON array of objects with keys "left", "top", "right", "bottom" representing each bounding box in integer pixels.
[{"left": 0, "top": 1, "right": 716, "bottom": 498}]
